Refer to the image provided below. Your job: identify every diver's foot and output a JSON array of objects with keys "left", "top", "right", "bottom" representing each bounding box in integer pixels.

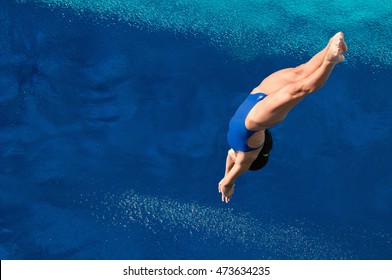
[
  {"left": 326, "top": 33, "right": 346, "bottom": 63},
  {"left": 328, "top": 32, "right": 348, "bottom": 52},
  {"left": 335, "top": 31, "right": 348, "bottom": 52},
  {"left": 328, "top": 32, "right": 340, "bottom": 46}
]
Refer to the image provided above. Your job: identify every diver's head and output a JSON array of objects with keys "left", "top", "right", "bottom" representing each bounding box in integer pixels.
[{"left": 249, "top": 129, "right": 273, "bottom": 171}]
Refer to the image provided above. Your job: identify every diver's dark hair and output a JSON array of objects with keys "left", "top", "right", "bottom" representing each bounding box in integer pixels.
[{"left": 249, "top": 129, "right": 273, "bottom": 171}]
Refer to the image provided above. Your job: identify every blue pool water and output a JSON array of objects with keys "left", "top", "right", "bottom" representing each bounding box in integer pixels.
[{"left": 1, "top": 0, "right": 391, "bottom": 259}]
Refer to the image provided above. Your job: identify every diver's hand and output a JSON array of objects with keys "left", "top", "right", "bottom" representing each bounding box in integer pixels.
[{"left": 218, "top": 178, "right": 235, "bottom": 203}]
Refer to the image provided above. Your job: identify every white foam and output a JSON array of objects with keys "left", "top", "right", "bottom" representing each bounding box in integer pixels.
[
  {"left": 86, "top": 190, "right": 349, "bottom": 259},
  {"left": 17, "top": 0, "right": 392, "bottom": 67}
]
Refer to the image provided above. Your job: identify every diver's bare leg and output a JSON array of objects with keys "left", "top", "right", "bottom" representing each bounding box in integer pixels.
[
  {"left": 292, "top": 34, "right": 346, "bottom": 95},
  {"left": 251, "top": 32, "right": 346, "bottom": 95}
]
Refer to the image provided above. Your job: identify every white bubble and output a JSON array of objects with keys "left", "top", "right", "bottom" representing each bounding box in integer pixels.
[
  {"left": 16, "top": 0, "right": 392, "bottom": 67},
  {"left": 84, "top": 189, "right": 355, "bottom": 259}
]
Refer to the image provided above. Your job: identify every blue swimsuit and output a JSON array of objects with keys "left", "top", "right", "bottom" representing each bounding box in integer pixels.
[{"left": 227, "top": 93, "right": 267, "bottom": 152}]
